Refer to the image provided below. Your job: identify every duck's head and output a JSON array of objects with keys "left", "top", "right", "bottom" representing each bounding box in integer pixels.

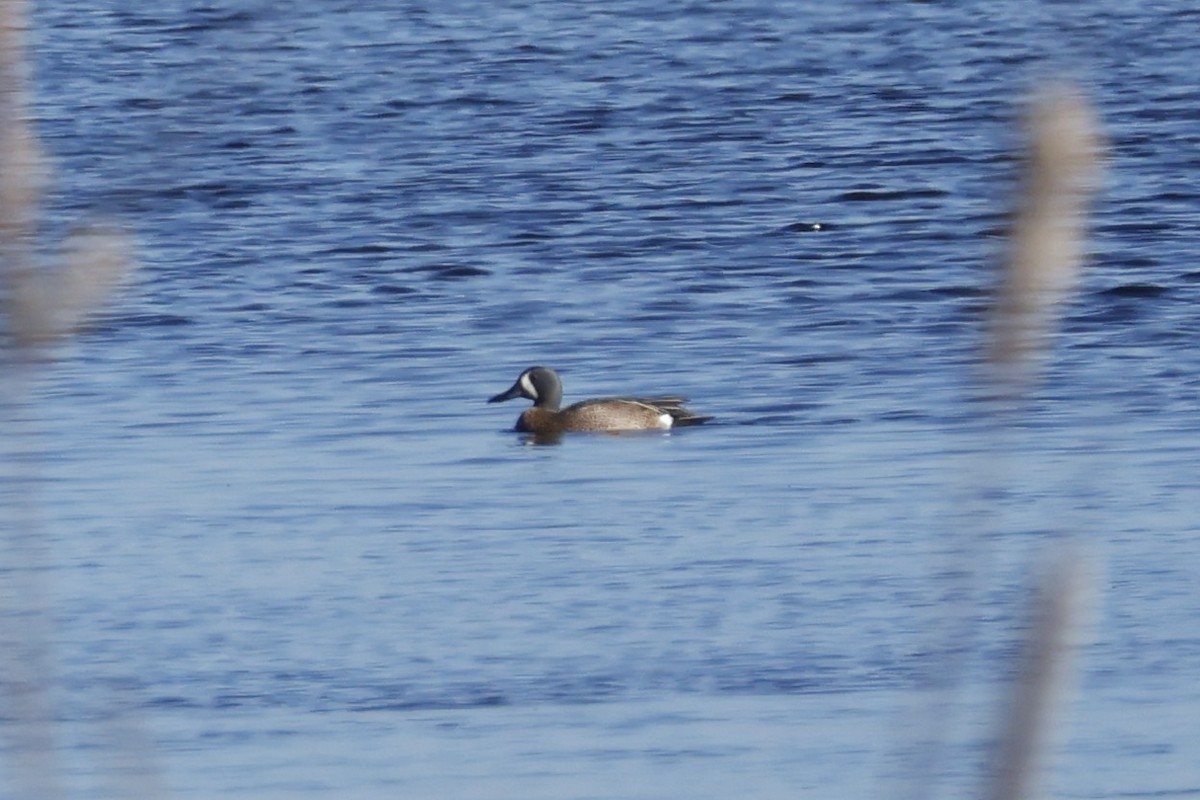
[{"left": 488, "top": 366, "right": 563, "bottom": 410}]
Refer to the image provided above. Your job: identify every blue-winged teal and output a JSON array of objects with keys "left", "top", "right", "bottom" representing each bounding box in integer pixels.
[{"left": 488, "top": 366, "right": 711, "bottom": 435}]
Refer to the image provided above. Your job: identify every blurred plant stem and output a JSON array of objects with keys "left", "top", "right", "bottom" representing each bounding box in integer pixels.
[
  {"left": 1, "top": 0, "right": 130, "bottom": 354},
  {"left": 979, "top": 85, "right": 1102, "bottom": 800},
  {"left": 987, "top": 83, "right": 1103, "bottom": 394},
  {"left": 896, "top": 84, "right": 1103, "bottom": 800},
  {"left": 983, "top": 552, "right": 1095, "bottom": 800},
  {"left": 2, "top": 0, "right": 133, "bottom": 797}
]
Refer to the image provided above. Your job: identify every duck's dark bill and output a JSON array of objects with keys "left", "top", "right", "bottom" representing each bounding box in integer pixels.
[{"left": 488, "top": 381, "right": 523, "bottom": 403}]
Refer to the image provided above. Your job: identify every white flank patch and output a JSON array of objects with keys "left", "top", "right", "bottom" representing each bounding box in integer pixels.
[{"left": 658, "top": 413, "right": 673, "bottom": 429}]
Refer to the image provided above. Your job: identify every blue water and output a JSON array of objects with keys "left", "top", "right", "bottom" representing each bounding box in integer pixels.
[{"left": 4, "top": 0, "right": 1199, "bottom": 797}]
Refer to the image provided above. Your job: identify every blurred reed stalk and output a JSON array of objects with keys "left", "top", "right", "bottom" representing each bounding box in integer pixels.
[
  {"left": 987, "top": 85, "right": 1102, "bottom": 395},
  {"left": 1, "top": 0, "right": 129, "bottom": 353},
  {"left": 895, "top": 84, "right": 1102, "bottom": 800},
  {"left": 982, "top": 553, "right": 1095, "bottom": 800},
  {"left": 1, "top": 0, "right": 133, "bottom": 797},
  {"left": 979, "top": 84, "right": 1102, "bottom": 800}
]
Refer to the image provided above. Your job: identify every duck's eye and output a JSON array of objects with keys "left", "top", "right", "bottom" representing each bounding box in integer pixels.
[{"left": 519, "top": 371, "right": 539, "bottom": 399}]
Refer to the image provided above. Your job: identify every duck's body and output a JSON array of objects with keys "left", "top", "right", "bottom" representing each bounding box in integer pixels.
[{"left": 488, "top": 366, "right": 711, "bottom": 436}]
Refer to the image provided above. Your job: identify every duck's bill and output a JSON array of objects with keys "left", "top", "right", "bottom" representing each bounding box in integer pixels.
[{"left": 488, "top": 382, "right": 523, "bottom": 403}]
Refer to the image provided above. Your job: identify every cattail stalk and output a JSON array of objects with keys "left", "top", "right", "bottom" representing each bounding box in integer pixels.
[
  {"left": 2, "top": 1, "right": 134, "bottom": 797},
  {"left": 988, "top": 85, "right": 1102, "bottom": 390},
  {"left": 978, "top": 84, "right": 1102, "bottom": 800},
  {"left": 983, "top": 553, "right": 1094, "bottom": 800}
]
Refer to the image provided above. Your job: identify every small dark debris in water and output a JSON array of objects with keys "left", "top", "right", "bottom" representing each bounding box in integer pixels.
[
  {"left": 781, "top": 221, "right": 828, "bottom": 233},
  {"left": 1099, "top": 283, "right": 1168, "bottom": 299}
]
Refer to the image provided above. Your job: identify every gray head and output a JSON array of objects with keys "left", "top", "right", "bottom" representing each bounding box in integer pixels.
[{"left": 487, "top": 366, "right": 564, "bottom": 410}]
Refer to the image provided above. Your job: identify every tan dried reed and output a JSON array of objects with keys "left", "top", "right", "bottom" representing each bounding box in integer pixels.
[
  {"left": 2, "top": 1, "right": 135, "bottom": 797},
  {"left": 988, "top": 84, "right": 1103, "bottom": 389}
]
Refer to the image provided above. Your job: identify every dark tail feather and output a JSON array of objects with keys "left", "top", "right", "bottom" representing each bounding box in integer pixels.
[
  {"left": 652, "top": 399, "right": 711, "bottom": 427},
  {"left": 623, "top": 395, "right": 712, "bottom": 427}
]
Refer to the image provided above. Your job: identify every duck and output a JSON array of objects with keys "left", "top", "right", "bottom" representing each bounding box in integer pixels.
[{"left": 488, "top": 366, "right": 711, "bottom": 436}]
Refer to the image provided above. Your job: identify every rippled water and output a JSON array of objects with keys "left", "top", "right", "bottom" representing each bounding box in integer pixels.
[{"left": 4, "top": 1, "right": 1200, "bottom": 798}]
